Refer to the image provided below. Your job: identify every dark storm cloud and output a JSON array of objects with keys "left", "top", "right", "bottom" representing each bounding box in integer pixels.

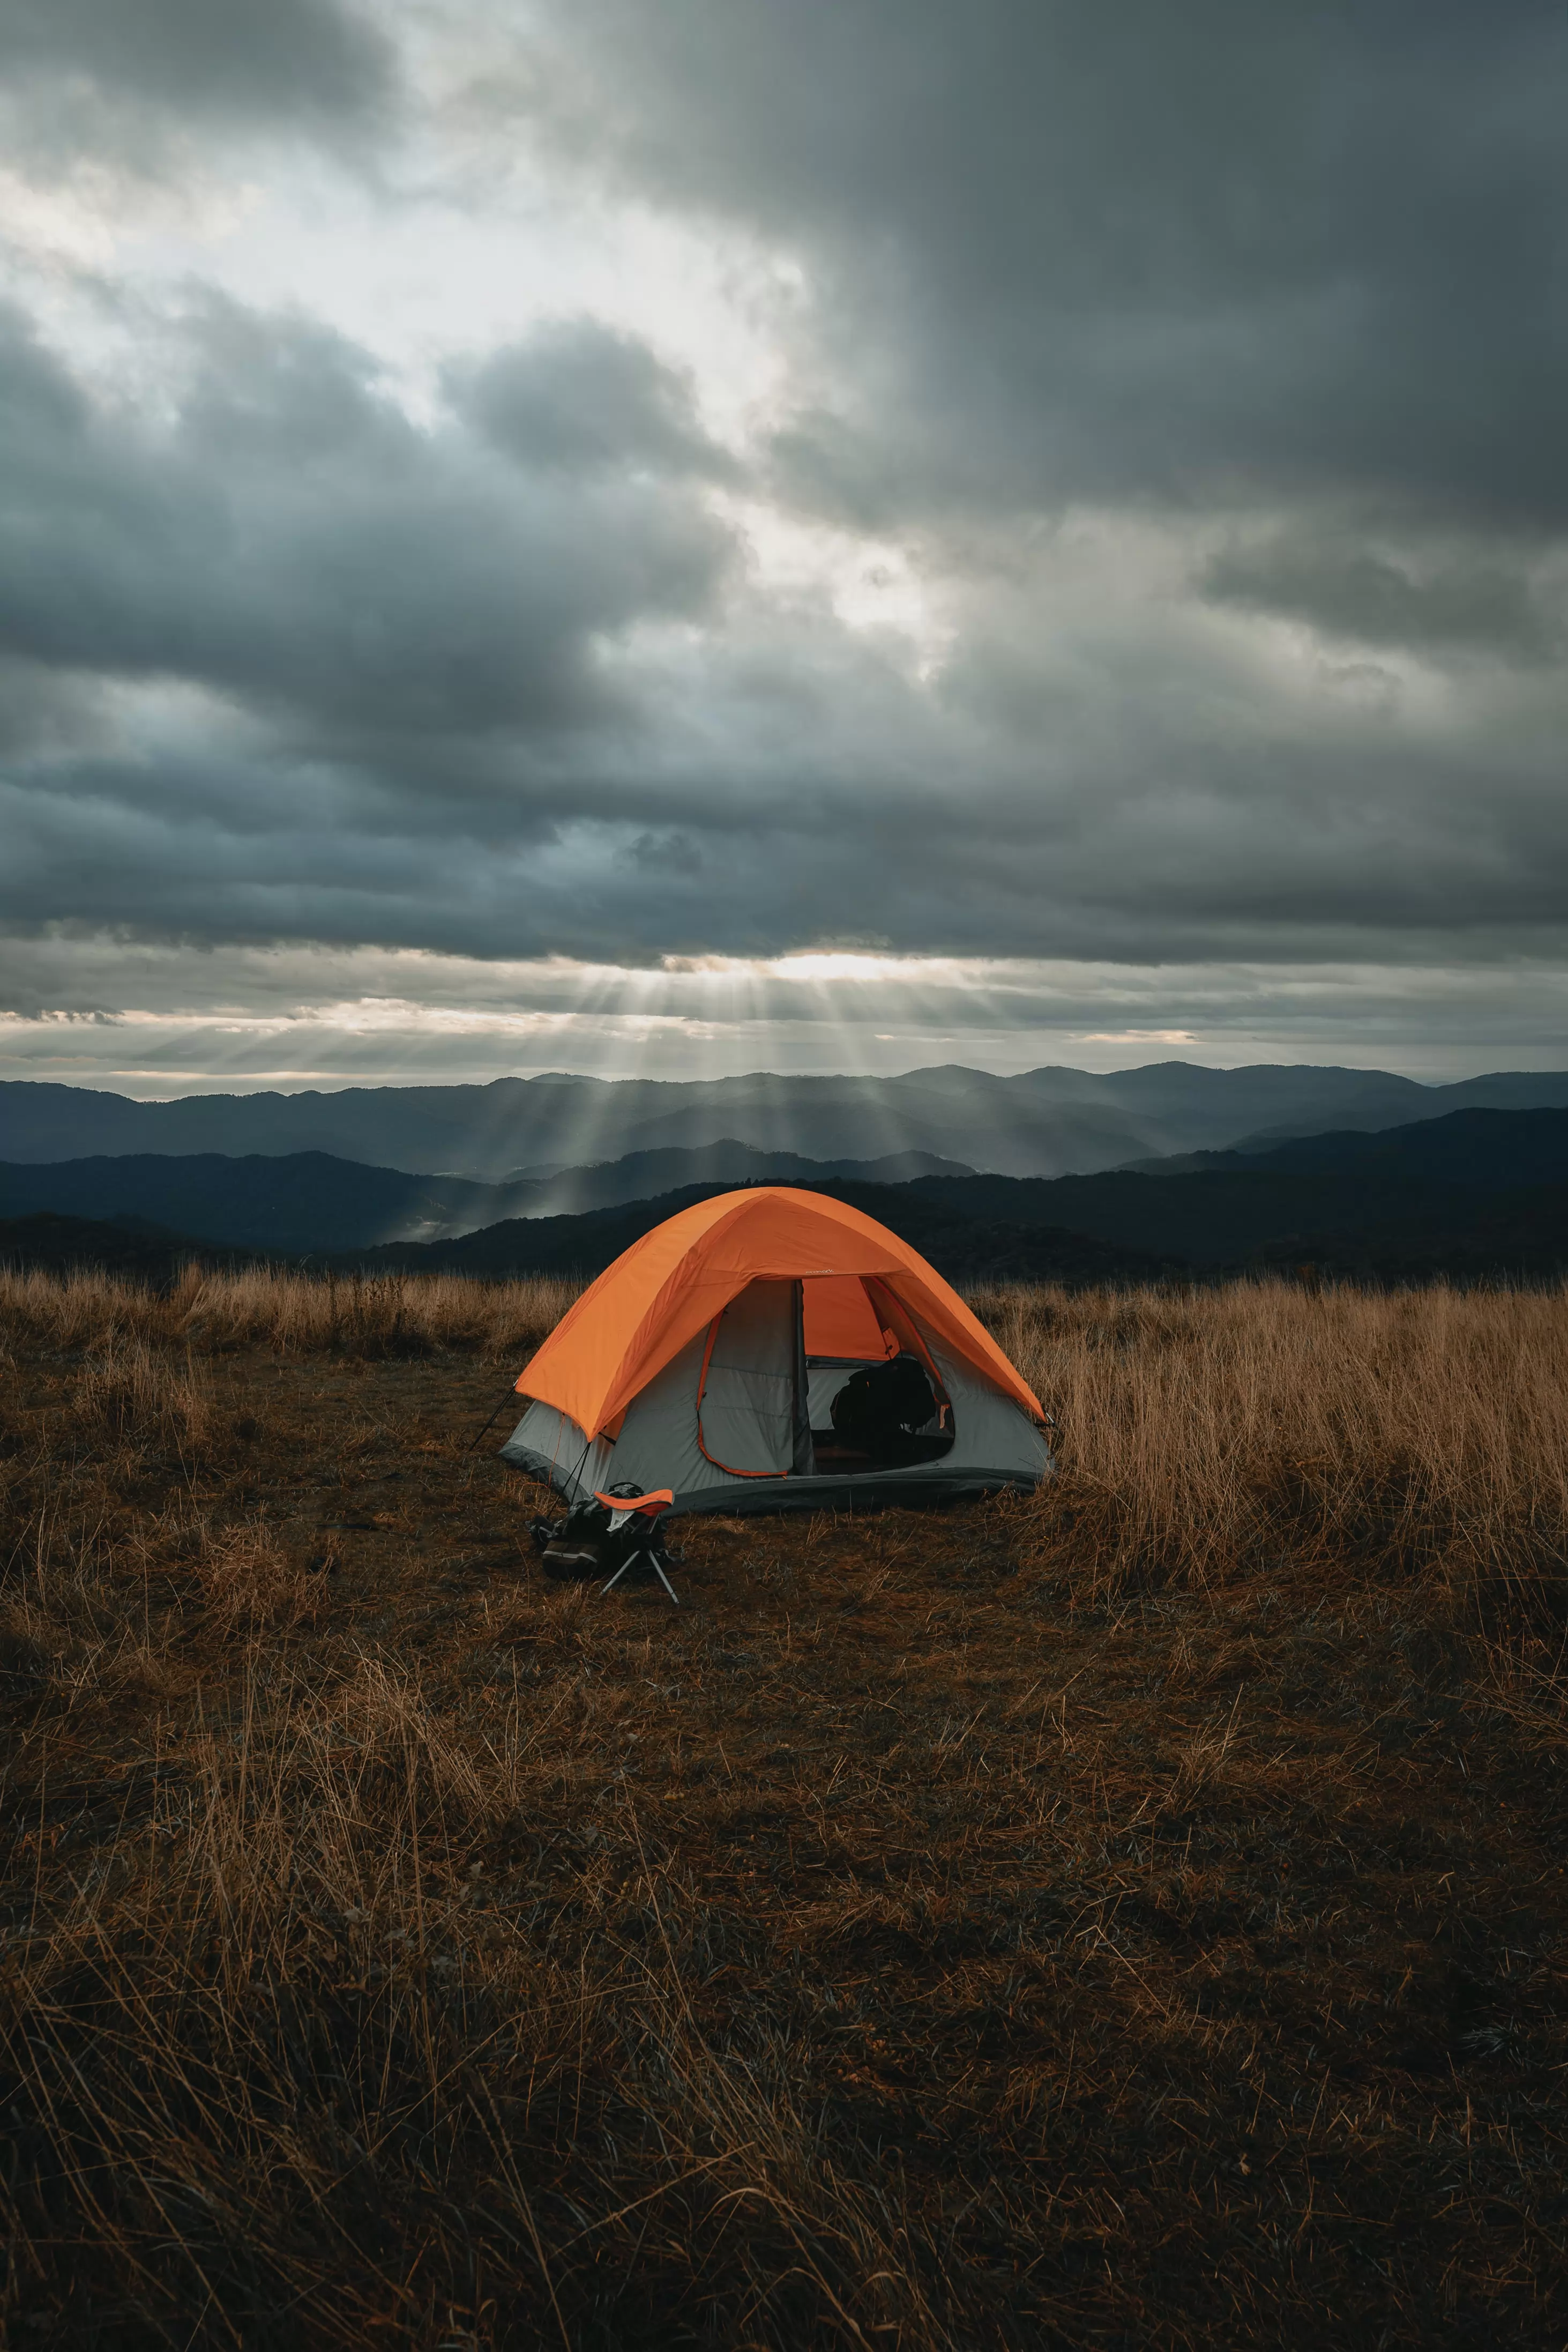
[
  {"left": 539, "top": 0, "right": 1568, "bottom": 542},
  {"left": 0, "top": 0, "right": 394, "bottom": 151},
  {"left": 457, "top": 322, "right": 736, "bottom": 481},
  {"left": 2, "top": 0, "right": 1567, "bottom": 1004},
  {"left": 0, "top": 287, "right": 757, "bottom": 961},
  {"left": 518, "top": 0, "right": 1568, "bottom": 758},
  {"left": 0, "top": 299, "right": 728, "bottom": 743},
  {"left": 1200, "top": 530, "right": 1564, "bottom": 666}
]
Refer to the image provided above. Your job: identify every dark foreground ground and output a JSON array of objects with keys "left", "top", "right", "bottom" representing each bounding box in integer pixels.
[{"left": 2, "top": 1345, "right": 1566, "bottom": 2347}]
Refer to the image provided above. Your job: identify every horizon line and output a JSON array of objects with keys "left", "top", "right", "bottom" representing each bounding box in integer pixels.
[{"left": 3, "top": 1053, "right": 1562, "bottom": 1104}]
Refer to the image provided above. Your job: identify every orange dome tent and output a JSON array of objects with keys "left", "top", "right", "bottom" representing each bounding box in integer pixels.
[{"left": 501, "top": 1187, "right": 1052, "bottom": 1515}]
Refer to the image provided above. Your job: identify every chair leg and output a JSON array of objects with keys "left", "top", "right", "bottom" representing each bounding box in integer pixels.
[
  {"left": 602, "top": 1544, "right": 680, "bottom": 1603},
  {"left": 651, "top": 1555, "right": 681, "bottom": 1605}
]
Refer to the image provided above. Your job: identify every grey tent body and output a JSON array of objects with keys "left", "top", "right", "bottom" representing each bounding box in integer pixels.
[{"left": 501, "top": 1274, "right": 1052, "bottom": 1516}]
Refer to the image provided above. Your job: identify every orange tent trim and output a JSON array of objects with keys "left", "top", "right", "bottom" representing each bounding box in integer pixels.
[{"left": 514, "top": 1187, "right": 1044, "bottom": 1436}]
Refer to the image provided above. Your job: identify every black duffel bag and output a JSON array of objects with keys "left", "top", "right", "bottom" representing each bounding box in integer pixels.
[
  {"left": 828, "top": 1352, "right": 938, "bottom": 1463},
  {"left": 533, "top": 1499, "right": 623, "bottom": 1580},
  {"left": 531, "top": 1485, "right": 676, "bottom": 1582}
]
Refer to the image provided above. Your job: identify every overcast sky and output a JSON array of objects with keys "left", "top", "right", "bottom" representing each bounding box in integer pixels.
[{"left": 2, "top": 0, "right": 1565, "bottom": 1092}]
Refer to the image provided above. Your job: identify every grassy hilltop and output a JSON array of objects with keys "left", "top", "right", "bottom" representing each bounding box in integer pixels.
[{"left": 1, "top": 1268, "right": 1566, "bottom": 2346}]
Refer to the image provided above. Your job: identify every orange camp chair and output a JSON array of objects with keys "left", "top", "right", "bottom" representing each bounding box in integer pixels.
[{"left": 593, "top": 1488, "right": 678, "bottom": 1603}]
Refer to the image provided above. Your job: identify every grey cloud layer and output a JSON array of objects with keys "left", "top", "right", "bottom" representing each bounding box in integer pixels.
[
  {"left": 457, "top": 323, "right": 737, "bottom": 483},
  {"left": 548, "top": 1, "right": 1568, "bottom": 534},
  {"left": 1, "top": 0, "right": 1566, "bottom": 1009},
  {"left": 0, "top": 299, "right": 726, "bottom": 738},
  {"left": 0, "top": 0, "right": 394, "bottom": 159},
  {"left": 532, "top": 0, "right": 1568, "bottom": 684}
]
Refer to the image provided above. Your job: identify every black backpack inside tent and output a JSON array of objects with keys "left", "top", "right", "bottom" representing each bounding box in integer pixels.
[{"left": 826, "top": 1350, "right": 945, "bottom": 1467}]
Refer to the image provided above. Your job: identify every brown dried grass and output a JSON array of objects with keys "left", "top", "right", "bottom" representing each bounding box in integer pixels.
[
  {"left": 982, "top": 1278, "right": 1568, "bottom": 1622},
  {"left": 196, "top": 1517, "right": 316, "bottom": 1631},
  {"left": 70, "top": 1335, "right": 214, "bottom": 1462},
  {"left": 0, "top": 1269, "right": 1565, "bottom": 2347},
  {"left": 0, "top": 1262, "right": 580, "bottom": 1359}
]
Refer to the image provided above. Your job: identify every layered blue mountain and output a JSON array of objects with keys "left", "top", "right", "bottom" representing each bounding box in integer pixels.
[
  {"left": 0, "top": 1141, "right": 973, "bottom": 1255},
  {"left": 7, "top": 1062, "right": 1568, "bottom": 1181},
  {"left": 349, "top": 1107, "right": 1568, "bottom": 1281},
  {"left": 4, "top": 1104, "right": 1566, "bottom": 1281},
  {"left": 894, "top": 1108, "right": 1568, "bottom": 1270}
]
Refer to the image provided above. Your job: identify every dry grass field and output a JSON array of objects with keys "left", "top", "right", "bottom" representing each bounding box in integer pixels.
[{"left": 2, "top": 1266, "right": 1566, "bottom": 2348}]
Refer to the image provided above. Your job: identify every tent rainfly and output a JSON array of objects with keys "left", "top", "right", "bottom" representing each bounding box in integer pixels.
[{"left": 501, "top": 1186, "right": 1054, "bottom": 1515}]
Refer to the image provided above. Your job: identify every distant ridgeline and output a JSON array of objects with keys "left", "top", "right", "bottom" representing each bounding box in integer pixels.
[
  {"left": 3, "top": 1106, "right": 1568, "bottom": 1284},
  {"left": 6, "top": 1061, "right": 1568, "bottom": 1181}
]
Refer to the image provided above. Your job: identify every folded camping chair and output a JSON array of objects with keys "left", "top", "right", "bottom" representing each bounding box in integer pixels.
[{"left": 594, "top": 1487, "right": 679, "bottom": 1604}]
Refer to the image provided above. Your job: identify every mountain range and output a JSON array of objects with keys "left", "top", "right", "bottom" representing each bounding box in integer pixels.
[
  {"left": 4, "top": 1081, "right": 1568, "bottom": 1286},
  {"left": 8, "top": 1061, "right": 1568, "bottom": 1180},
  {"left": 0, "top": 1141, "right": 970, "bottom": 1256},
  {"left": 335, "top": 1107, "right": 1568, "bottom": 1285},
  {"left": 3, "top": 1103, "right": 1552, "bottom": 1285}
]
